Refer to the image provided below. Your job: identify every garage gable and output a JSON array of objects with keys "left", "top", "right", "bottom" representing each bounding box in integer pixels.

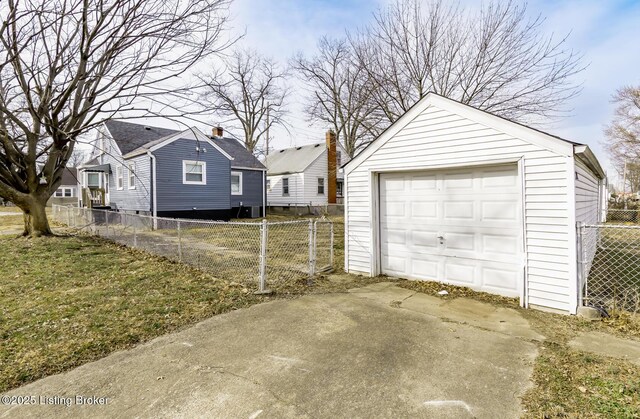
[{"left": 345, "top": 93, "right": 575, "bottom": 174}]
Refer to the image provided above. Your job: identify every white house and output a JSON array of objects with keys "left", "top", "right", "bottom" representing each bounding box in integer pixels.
[
  {"left": 343, "top": 93, "right": 606, "bottom": 315},
  {"left": 266, "top": 131, "right": 349, "bottom": 208}
]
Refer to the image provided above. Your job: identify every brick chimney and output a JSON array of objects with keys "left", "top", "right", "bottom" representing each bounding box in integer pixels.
[
  {"left": 212, "top": 126, "right": 224, "bottom": 137},
  {"left": 326, "top": 130, "right": 337, "bottom": 204}
]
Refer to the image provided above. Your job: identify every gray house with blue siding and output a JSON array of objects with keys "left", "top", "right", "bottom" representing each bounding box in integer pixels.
[{"left": 78, "top": 121, "right": 266, "bottom": 220}]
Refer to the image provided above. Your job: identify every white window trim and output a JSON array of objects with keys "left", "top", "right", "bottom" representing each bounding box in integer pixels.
[
  {"left": 128, "top": 162, "right": 136, "bottom": 190},
  {"left": 116, "top": 165, "right": 124, "bottom": 190},
  {"left": 183, "top": 160, "right": 206, "bottom": 185},
  {"left": 231, "top": 171, "right": 243, "bottom": 195},
  {"left": 54, "top": 187, "right": 74, "bottom": 198},
  {"left": 86, "top": 172, "right": 101, "bottom": 188},
  {"left": 317, "top": 177, "right": 325, "bottom": 195}
]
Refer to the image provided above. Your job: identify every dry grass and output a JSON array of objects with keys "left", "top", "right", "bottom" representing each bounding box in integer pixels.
[{"left": 0, "top": 234, "right": 271, "bottom": 392}]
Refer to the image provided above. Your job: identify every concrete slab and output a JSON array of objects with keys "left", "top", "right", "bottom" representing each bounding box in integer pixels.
[
  {"left": 569, "top": 332, "right": 640, "bottom": 365},
  {"left": 1, "top": 290, "right": 538, "bottom": 419},
  {"left": 351, "top": 283, "right": 544, "bottom": 341}
]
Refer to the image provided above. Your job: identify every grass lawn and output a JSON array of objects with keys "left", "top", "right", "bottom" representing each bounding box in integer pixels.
[{"left": 0, "top": 233, "right": 270, "bottom": 392}]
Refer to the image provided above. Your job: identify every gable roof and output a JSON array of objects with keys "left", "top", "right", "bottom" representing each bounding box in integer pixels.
[
  {"left": 214, "top": 137, "right": 265, "bottom": 170},
  {"left": 104, "top": 120, "right": 179, "bottom": 155},
  {"left": 345, "top": 92, "right": 604, "bottom": 178},
  {"left": 105, "top": 120, "right": 263, "bottom": 169},
  {"left": 265, "top": 142, "right": 326, "bottom": 175},
  {"left": 60, "top": 167, "right": 78, "bottom": 186}
]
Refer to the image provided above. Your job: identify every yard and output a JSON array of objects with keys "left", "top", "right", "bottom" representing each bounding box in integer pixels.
[{"left": 1, "top": 209, "right": 639, "bottom": 417}]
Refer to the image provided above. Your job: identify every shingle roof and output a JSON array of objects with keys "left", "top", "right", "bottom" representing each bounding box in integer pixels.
[
  {"left": 265, "top": 143, "right": 325, "bottom": 175},
  {"left": 104, "top": 120, "right": 264, "bottom": 168},
  {"left": 60, "top": 168, "right": 78, "bottom": 186},
  {"left": 214, "top": 137, "right": 265, "bottom": 170},
  {"left": 104, "top": 120, "right": 179, "bottom": 155}
]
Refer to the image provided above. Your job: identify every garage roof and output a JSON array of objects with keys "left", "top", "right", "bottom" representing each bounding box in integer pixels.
[{"left": 345, "top": 92, "right": 605, "bottom": 179}]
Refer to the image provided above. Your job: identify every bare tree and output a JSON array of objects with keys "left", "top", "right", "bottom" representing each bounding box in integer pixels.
[
  {"left": 350, "top": 0, "right": 584, "bottom": 130},
  {"left": 0, "top": 0, "right": 231, "bottom": 236},
  {"left": 292, "top": 37, "right": 379, "bottom": 157},
  {"left": 200, "top": 48, "right": 288, "bottom": 154},
  {"left": 604, "top": 86, "right": 640, "bottom": 194}
]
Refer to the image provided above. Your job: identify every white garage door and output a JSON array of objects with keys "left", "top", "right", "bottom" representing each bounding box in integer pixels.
[{"left": 380, "top": 165, "right": 523, "bottom": 297}]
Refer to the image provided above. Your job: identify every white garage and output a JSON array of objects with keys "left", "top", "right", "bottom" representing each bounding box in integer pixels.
[{"left": 344, "top": 93, "right": 606, "bottom": 314}]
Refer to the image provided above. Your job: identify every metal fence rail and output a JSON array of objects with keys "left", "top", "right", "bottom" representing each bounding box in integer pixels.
[
  {"left": 580, "top": 209, "right": 640, "bottom": 314},
  {"left": 52, "top": 205, "right": 334, "bottom": 292}
]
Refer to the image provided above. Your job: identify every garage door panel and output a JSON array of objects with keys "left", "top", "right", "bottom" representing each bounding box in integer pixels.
[
  {"left": 481, "top": 201, "right": 519, "bottom": 222},
  {"left": 483, "top": 235, "right": 520, "bottom": 256},
  {"left": 410, "top": 174, "right": 437, "bottom": 190},
  {"left": 410, "top": 201, "right": 438, "bottom": 218},
  {"left": 380, "top": 166, "right": 523, "bottom": 298},
  {"left": 444, "top": 260, "right": 476, "bottom": 285},
  {"left": 443, "top": 201, "right": 474, "bottom": 219},
  {"left": 444, "top": 232, "right": 475, "bottom": 251},
  {"left": 443, "top": 172, "right": 474, "bottom": 189},
  {"left": 411, "top": 229, "right": 439, "bottom": 249},
  {"left": 480, "top": 167, "right": 519, "bottom": 188}
]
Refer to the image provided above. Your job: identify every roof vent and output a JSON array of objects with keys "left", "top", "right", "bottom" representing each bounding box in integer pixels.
[
  {"left": 296, "top": 146, "right": 302, "bottom": 150},
  {"left": 144, "top": 126, "right": 151, "bottom": 130},
  {"left": 279, "top": 150, "right": 284, "bottom": 153},
  {"left": 314, "top": 144, "right": 320, "bottom": 147}
]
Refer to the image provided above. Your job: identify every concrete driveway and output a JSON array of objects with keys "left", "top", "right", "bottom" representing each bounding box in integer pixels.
[{"left": 1, "top": 283, "right": 541, "bottom": 419}]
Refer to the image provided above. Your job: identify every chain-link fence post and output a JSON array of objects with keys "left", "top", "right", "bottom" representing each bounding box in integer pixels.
[
  {"left": 104, "top": 210, "right": 109, "bottom": 236},
  {"left": 330, "top": 222, "right": 334, "bottom": 268},
  {"left": 177, "top": 220, "right": 182, "bottom": 262},
  {"left": 67, "top": 206, "right": 71, "bottom": 226},
  {"left": 256, "top": 218, "right": 271, "bottom": 294},
  {"left": 308, "top": 219, "right": 315, "bottom": 279},
  {"left": 576, "top": 221, "right": 585, "bottom": 306},
  {"left": 133, "top": 223, "right": 137, "bottom": 247}
]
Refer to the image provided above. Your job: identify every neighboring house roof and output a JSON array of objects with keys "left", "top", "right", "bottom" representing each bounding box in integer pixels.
[
  {"left": 60, "top": 168, "right": 78, "bottom": 186},
  {"left": 214, "top": 137, "right": 265, "bottom": 170},
  {"left": 345, "top": 92, "right": 605, "bottom": 178},
  {"left": 104, "top": 120, "right": 180, "bottom": 155},
  {"left": 266, "top": 142, "right": 326, "bottom": 175},
  {"left": 104, "top": 120, "right": 263, "bottom": 169}
]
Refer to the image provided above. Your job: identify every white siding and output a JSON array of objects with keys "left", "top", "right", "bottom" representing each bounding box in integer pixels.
[
  {"left": 346, "top": 104, "right": 574, "bottom": 312},
  {"left": 267, "top": 173, "right": 305, "bottom": 206},
  {"left": 267, "top": 143, "right": 351, "bottom": 206},
  {"left": 575, "top": 157, "right": 601, "bottom": 291},
  {"left": 302, "top": 152, "right": 328, "bottom": 206}
]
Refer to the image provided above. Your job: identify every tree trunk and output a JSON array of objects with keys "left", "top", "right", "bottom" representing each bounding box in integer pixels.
[{"left": 21, "top": 198, "right": 53, "bottom": 237}]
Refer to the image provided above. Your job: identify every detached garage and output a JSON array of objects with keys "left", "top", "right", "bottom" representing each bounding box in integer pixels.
[{"left": 344, "top": 93, "right": 606, "bottom": 314}]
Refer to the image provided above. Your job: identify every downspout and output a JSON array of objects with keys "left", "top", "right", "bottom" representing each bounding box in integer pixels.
[{"left": 147, "top": 151, "right": 157, "bottom": 220}]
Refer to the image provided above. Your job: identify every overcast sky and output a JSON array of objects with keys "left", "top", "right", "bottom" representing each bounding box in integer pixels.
[{"left": 223, "top": 0, "right": 640, "bottom": 183}]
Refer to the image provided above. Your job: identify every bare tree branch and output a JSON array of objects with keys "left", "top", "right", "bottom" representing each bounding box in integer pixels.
[
  {"left": 199, "top": 47, "right": 289, "bottom": 154},
  {"left": 0, "top": 0, "right": 233, "bottom": 236}
]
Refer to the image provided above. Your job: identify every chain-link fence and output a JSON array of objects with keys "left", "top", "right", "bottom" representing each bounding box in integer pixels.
[
  {"left": 52, "top": 205, "right": 334, "bottom": 292},
  {"left": 580, "top": 209, "right": 640, "bottom": 313}
]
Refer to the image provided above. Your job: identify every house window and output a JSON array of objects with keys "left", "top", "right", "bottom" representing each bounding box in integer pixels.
[
  {"left": 337, "top": 180, "right": 343, "bottom": 197},
  {"left": 54, "top": 187, "right": 74, "bottom": 197},
  {"left": 283, "top": 178, "right": 289, "bottom": 196},
  {"left": 87, "top": 172, "right": 100, "bottom": 187},
  {"left": 266, "top": 179, "right": 271, "bottom": 191},
  {"left": 336, "top": 151, "right": 342, "bottom": 168},
  {"left": 317, "top": 177, "right": 325, "bottom": 195},
  {"left": 231, "top": 171, "right": 243, "bottom": 195},
  {"left": 128, "top": 162, "right": 136, "bottom": 189},
  {"left": 183, "top": 160, "right": 206, "bottom": 185},
  {"left": 116, "top": 165, "right": 124, "bottom": 190}
]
